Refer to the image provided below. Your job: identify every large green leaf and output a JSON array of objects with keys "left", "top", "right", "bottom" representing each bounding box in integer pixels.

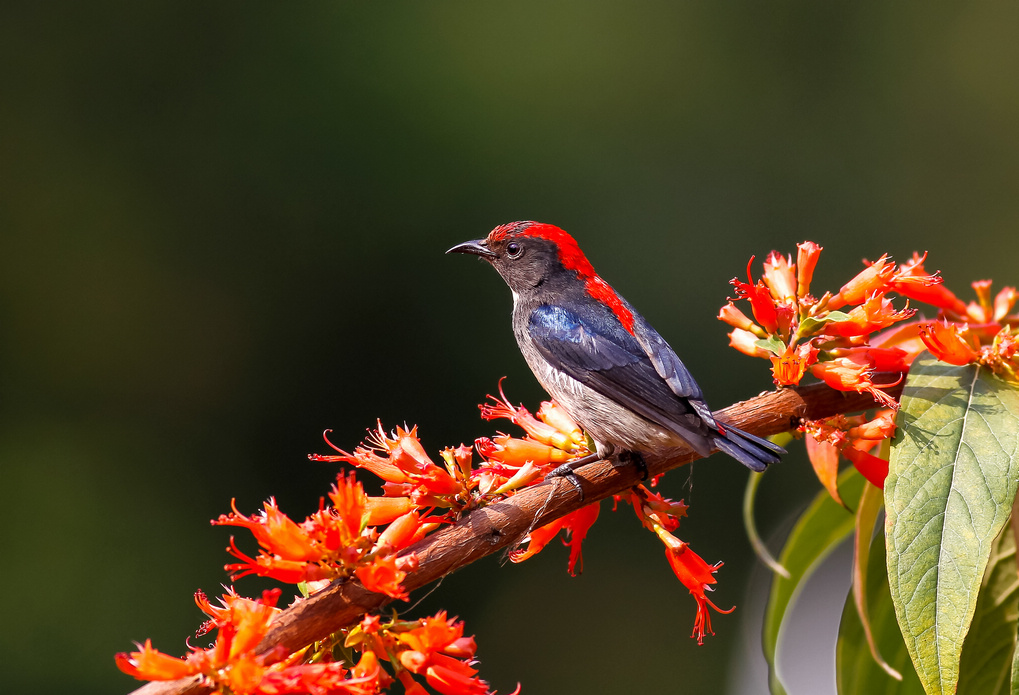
[
  {"left": 764, "top": 467, "right": 865, "bottom": 695},
  {"left": 956, "top": 521, "right": 1019, "bottom": 694},
  {"left": 886, "top": 353, "right": 1019, "bottom": 695},
  {"left": 837, "top": 530, "right": 924, "bottom": 695}
]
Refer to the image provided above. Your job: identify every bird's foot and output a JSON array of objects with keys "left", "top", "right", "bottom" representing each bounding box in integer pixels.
[
  {"left": 545, "top": 451, "right": 604, "bottom": 502},
  {"left": 618, "top": 450, "right": 649, "bottom": 481}
]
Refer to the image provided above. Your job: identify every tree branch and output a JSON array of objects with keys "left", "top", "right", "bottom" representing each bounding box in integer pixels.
[{"left": 125, "top": 379, "right": 901, "bottom": 695}]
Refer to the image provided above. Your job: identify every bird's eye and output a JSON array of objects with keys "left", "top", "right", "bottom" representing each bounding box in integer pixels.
[{"left": 506, "top": 241, "right": 523, "bottom": 259}]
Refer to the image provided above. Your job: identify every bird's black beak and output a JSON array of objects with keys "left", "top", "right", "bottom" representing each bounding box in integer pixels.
[{"left": 446, "top": 238, "right": 497, "bottom": 260}]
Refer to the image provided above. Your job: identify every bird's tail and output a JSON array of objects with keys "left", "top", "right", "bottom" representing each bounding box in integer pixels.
[{"left": 712, "top": 424, "right": 785, "bottom": 472}]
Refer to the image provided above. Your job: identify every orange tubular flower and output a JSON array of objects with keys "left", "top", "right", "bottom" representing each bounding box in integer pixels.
[
  {"left": 561, "top": 501, "right": 600, "bottom": 576},
  {"left": 475, "top": 434, "right": 572, "bottom": 468},
  {"left": 827, "top": 347, "right": 909, "bottom": 374},
  {"left": 661, "top": 536, "right": 734, "bottom": 645},
  {"left": 828, "top": 254, "right": 896, "bottom": 309},
  {"left": 994, "top": 286, "right": 1018, "bottom": 321},
  {"left": 763, "top": 251, "right": 797, "bottom": 303},
  {"left": 918, "top": 321, "right": 980, "bottom": 366},
  {"left": 796, "top": 241, "right": 822, "bottom": 299},
  {"left": 481, "top": 382, "right": 575, "bottom": 451},
  {"left": 536, "top": 400, "right": 586, "bottom": 447},
  {"left": 824, "top": 294, "right": 915, "bottom": 337},
  {"left": 213, "top": 499, "right": 321, "bottom": 563},
  {"left": 424, "top": 654, "right": 490, "bottom": 695},
  {"left": 328, "top": 472, "right": 369, "bottom": 543},
  {"left": 718, "top": 301, "right": 762, "bottom": 334},
  {"left": 847, "top": 410, "right": 896, "bottom": 440},
  {"left": 969, "top": 279, "right": 994, "bottom": 322},
  {"left": 843, "top": 445, "right": 889, "bottom": 489},
  {"left": 891, "top": 253, "right": 967, "bottom": 317},
  {"left": 355, "top": 554, "right": 410, "bottom": 601},
  {"left": 770, "top": 342, "right": 819, "bottom": 386},
  {"left": 804, "top": 434, "right": 844, "bottom": 507},
  {"left": 119, "top": 589, "right": 295, "bottom": 692},
  {"left": 729, "top": 328, "right": 771, "bottom": 358},
  {"left": 116, "top": 640, "right": 197, "bottom": 681},
  {"left": 509, "top": 502, "right": 600, "bottom": 575},
  {"left": 224, "top": 538, "right": 328, "bottom": 584},
  {"left": 809, "top": 359, "right": 901, "bottom": 410},
  {"left": 376, "top": 510, "right": 423, "bottom": 552},
  {"left": 365, "top": 495, "right": 414, "bottom": 526},
  {"left": 730, "top": 258, "right": 780, "bottom": 334}
]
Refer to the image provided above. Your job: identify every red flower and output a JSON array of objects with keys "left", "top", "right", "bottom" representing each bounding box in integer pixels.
[
  {"left": 536, "top": 400, "right": 586, "bottom": 447},
  {"left": 769, "top": 342, "right": 819, "bottom": 386},
  {"left": 481, "top": 380, "right": 578, "bottom": 451},
  {"left": 824, "top": 295, "right": 915, "bottom": 337},
  {"left": 918, "top": 321, "right": 980, "bottom": 366},
  {"left": 475, "top": 433, "right": 572, "bottom": 468},
  {"left": 662, "top": 537, "right": 735, "bottom": 645},
  {"left": 891, "top": 252, "right": 967, "bottom": 316},
  {"left": 730, "top": 257, "right": 780, "bottom": 333},
  {"left": 509, "top": 502, "right": 600, "bottom": 576},
  {"left": 843, "top": 445, "right": 889, "bottom": 489},
  {"left": 810, "top": 359, "right": 901, "bottom": 410},
  {"left": 327, "top": 472, "right": 369, "bottom": 544},
  {"left": 796, "top": 241, "right": 822, "bottom": 299},
  {"left": 213, "top": 499, "right": 321, "bottom": 563},
  {"left": 355, "top": 554, "right": 410, "bottom": 601},
  {"left": 718, "top": 302, "right": 761, "bottom": 334},
  {"left": 728, "top": 328, "right": 771, "bottom": 358},
  {"left": 828, "top": 254, "right": 896, "bottom": 309},
  {"left": 115, "top": 639, "right": 197, "bottom": 681},
  {"left": 763, "top": 251, "right": 797, "bottom": 303}
]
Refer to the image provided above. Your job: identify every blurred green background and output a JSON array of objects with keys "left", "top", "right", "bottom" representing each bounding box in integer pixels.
[{"left": 3, "top": 3, "right": 1019, "bottom": 694}]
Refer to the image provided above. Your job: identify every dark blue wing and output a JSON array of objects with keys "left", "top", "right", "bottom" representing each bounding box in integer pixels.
[{"left": 527, "top": 304, "right": 710, "bottom": 450}]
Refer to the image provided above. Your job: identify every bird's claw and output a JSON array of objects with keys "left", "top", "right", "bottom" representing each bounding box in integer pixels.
[{"left": 545, "top": 464, "right": 585, "bottom": 502}]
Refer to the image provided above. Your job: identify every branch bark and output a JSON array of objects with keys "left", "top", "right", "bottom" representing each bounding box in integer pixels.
[{"left": 126, "top": 379, "right": 901, "bottom": 695}]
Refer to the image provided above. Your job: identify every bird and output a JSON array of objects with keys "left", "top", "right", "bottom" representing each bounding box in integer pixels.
[{"left": 447, "top": 221, "right": 783, "bottom": 485}]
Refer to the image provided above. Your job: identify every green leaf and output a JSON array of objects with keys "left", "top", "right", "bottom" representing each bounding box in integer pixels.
[
  {"left": 764, "top": 466, "right": 865, "bottom": 695},
  {"left": 756, "top": 335, "right": 787, "bottom": 356},
  {"left": 798, "top": 310, "right": 853, "bottom": 337},
  {"left": 837, "top": 530, "right": 925, "bottom": 695},
  {"left": 957, "top": 521, "right": 1019, "bottom": 695},
  {"left": 886, "top": 352, "right": 1019, "bottom": 695},
  {"left": 852, "top": 478, "right": 902, "bottom": 681}
]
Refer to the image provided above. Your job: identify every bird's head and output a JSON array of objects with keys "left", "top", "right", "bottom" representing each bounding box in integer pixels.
[{"left": 446, "top": 221, "right": 595, "bottom": 294}]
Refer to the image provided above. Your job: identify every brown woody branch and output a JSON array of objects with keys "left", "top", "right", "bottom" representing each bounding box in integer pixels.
[{"left": 126, "top": 379, "right": 902, "bottom": 695}]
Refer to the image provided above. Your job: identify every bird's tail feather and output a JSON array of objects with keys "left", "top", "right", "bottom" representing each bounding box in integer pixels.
[{"left": 712, "top": 424, "right": 784, "bottom": 472}]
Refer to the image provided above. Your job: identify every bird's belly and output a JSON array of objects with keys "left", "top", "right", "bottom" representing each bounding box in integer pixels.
[{"left": 527, "top": 358, "right": 683, "bottom": 454}]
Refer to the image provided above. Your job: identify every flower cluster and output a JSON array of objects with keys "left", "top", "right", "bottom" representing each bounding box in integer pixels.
[
  {"left": 913, "top": 278, "right": 1019, "bottom": 381},
  {"left": 801, "top": 410, "right": 896, "bottom": 502},
  {"left": 212, "top": 472, "right": 426, "bottom": 599},
  {"left": 117, "top": 586, "right": 513, "bottom": 695},
  {"left": 116, "top": 588, "right": 387, "bottom": 694},
  {"left": 721, "top": 244, "right": 938, "bottom": 407},
  {"left": 723, "top": 243, "right": 1018, "bottom": 497},
  {"left": 346, "top": 612, "right": 518, "bottom": 695},
  {"left": 311, "top": 381, "right": 590, "bottom": 519}
]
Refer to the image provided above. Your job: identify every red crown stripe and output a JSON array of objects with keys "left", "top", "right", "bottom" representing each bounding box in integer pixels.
[{"left": 490, "top": 222, "right": 636, "bottom": 336}]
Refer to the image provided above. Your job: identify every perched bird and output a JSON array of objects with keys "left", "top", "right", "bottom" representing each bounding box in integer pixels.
[{"left": 447, "top": 221, "right": 783, "bottom": 481}]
